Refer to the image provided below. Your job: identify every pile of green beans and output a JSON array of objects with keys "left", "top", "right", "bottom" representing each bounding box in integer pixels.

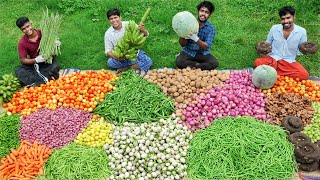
[
  {"left": 94, "top": 70, "right": 175, "bottom": 124},
  {"left": 187, "top": 116, "right": 297, "bottom": 180},
  {"left": 39, "top": 143, "right": 110, "bottom": 180},
  {"left": 0, "top": 114, "right": 21, "bottom": 158}
]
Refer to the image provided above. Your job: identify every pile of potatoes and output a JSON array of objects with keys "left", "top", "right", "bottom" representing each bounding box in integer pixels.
[{"left": 144, "top": 67, "right": 230, "bottom": 108}]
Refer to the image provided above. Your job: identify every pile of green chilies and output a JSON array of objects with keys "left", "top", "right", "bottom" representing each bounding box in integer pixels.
[
  {"left": 39, "top": 8, "right": 63, "bottom": 64},
  {"left": 0, "top": 114, "right": 21, "bottom": 158},
  {"left": 39, "top": 143, "right": 110, "bottom": 180},
  {"left": 94, "top": 70, "right": 175, "bottom": 124},
  {"left": 187, "top": 116, "right": 297, "bottom": 180}
]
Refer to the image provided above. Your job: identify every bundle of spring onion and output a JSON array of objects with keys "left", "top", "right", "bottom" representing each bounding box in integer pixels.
[
  {"left": 39, "top": 143, "right": 110, "bottom": 180},
  {"left": 94, "top": 70, "right": 175, "bottom": 124},
  {"left": 39, "top": 8, "right": 63, "bottom": 64},
  {"left": 104, "top": 114, "right": 193, "bottom": 179},
  {"left": 187, "top": 116, "right": 297, "bottom": 180}
]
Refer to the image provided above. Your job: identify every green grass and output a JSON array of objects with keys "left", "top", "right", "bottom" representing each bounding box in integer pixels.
[{"left": 0, "top": 0, "right": 319, "bottom": 77}]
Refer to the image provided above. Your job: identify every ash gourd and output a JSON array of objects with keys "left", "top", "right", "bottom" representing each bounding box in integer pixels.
[{"left": 252, "top": 65, "right": 277, "bottom": 90}]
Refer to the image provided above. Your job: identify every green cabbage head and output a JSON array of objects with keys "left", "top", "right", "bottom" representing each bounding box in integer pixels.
[
  {"left": 252, "top": 65, "right": 278, "bottom": 90},
  {"left": 172, "top": 11, "right": 199, "bottom": 38}
]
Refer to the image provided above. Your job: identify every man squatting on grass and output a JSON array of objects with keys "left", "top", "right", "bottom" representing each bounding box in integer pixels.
[
  {"left": 176, "top": 1, "right": 219, "bottom": 70},
  {"left": 254, "top": 6, "right": 309, "bottom": 80},
  {"left": 16, "top": 16, "right": 60, "bottom": 86},
  {"left": 104, "top": 8, "right": 152, "bottom": 73}
]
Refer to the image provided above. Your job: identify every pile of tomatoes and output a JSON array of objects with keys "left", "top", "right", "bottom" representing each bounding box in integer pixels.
[
  {"left": 262, "top": 75, "right": 320, "bottom": 101},
  {"left": 3, "top": 70, "right": 118, "bottom": 118}
]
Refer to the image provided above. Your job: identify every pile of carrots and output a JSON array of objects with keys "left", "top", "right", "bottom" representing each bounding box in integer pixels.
[
  {"left": 262, "top": 75, "right": 320, "bottom": 101},
  {"left": 0, "top": 140, "right": 51, "bottom": 180},
  {"left": 3, "top": 70, "right": 118, "bottom": 118}
]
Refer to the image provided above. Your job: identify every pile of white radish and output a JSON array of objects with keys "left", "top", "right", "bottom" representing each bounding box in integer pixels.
[
  {"left": 104, "top": 114, "right": 193, "bottom": 180},
  {"left": 178, "top": 70, "right": 268, "bottom": 131}
]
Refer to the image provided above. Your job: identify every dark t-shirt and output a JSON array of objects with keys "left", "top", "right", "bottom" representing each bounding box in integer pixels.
[{"left": 18, "top": 29, "right": 42, "bottom": 59}]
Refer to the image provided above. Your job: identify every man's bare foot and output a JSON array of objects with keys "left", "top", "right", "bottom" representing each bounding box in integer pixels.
[{"left": 116, "top": 67, "right": 129, "bottom": 74}]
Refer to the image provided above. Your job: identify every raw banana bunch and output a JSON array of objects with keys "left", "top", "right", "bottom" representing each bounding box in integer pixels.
[
  {"left": 112, "top": 20, "right": 146, "bottom": 61},
  {"left": 0, "top": 74, "right": 21, "bottom": 104}
]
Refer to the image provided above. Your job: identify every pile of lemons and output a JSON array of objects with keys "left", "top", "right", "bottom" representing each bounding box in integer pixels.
[{"left": 75, "top": 116, "right": 113, "bottom": 147}]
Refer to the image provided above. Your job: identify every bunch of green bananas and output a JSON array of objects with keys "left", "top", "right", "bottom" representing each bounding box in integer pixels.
[
  {"left": 0, "top": 74, "right": 21, "bottom": 104},
  {"left": 112, "top": 20, "right": 147, "bottom": 61}
]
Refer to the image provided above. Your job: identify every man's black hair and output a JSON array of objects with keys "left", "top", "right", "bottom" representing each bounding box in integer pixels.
[
  {"left": 279, "top": 6, "right": 295, "bottom": 17},
  {"left": 16, "top": 16, "right": 29, "bottom": 28},
  {"left": 106, "top": 8, "right": 121, "bottom": 19},
  {"left": 197, "top": 1, "right": 215, "bottom": 14}
]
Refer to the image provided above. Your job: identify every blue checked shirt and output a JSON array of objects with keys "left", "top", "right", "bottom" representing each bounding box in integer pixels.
[
  {"left": 266, "top": 24, "right": 307, "bottom": 63},
  {"left": 182, "top": 21, "right": 216, "bottom": 57}
]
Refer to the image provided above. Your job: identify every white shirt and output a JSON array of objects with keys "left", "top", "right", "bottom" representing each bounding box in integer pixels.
[
  {"left": 104, "top": 21, "right": 129, "bottom": 53},
  {"left": 266, "top": 24, "right": 307, "bottom": 63}
]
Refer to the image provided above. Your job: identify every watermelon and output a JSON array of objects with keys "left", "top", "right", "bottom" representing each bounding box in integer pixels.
[{"left": 252, "top": 65, "right": 278, "bottom": 89}]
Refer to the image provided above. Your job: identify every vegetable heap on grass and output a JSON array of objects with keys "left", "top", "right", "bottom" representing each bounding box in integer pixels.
[
  {"left": 0, "top": 74, "right": 21, "bottom": 104},
  {"left": 187, "top": 116, "right": 297, "bottom": 180},
  {"left": 94, "top": 70, "right": 175, "bottom": 124},
  {"left": 104, "top": 114, "right": 192, "bottom": 180},
  {"left": 0, "top": 140, "right": 51, "bottom": 180},
  {"left": 180, "top": 70, "right": 267, "bottom": 131},
  {"left": 39, "top": 8, "right": 63, "bottom": 64},
  {"left": 112, "top": 8, "right": 151, "bottom": 61},
  {"left": 261, "top": 75, "right": 320, "bottom": 102},
  {"left": 75, "top": 115, "right": 113, "bottom": 148},
  {"left": 4, "top": 70, "right": 117, "bottom": 116},
  {"left": 303, "top": 102, "right": 320, "bottom": 142},
  {"left": 0, "top": 114, "right": 21, "bottom": 158},
  {"left": 39, "top": 143, "right": 110, "bottom": 180},
  {"left": 19, "top": 107, "right": 92, "bottom": 149}
]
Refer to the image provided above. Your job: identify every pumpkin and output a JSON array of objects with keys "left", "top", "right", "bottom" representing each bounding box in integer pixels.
[
  {"left": 172, "top": 11, "right": 199, "bottom": 38},
  {"left": 252, "top": 65, "right": 277, "bottom": 89}
]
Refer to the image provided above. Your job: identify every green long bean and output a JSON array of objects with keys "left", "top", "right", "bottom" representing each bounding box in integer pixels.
[
  {"left": 187, "top": 116, "right": 297, "bottom": 180},
  {"left": 94, "top": 70, "right": 175, "bottom": 124}
]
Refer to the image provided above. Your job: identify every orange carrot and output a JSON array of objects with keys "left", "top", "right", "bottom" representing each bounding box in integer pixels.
[
  {"left": 9, "top": 153, "right": 17, "bottom": 162},
  {"left": 18, "top": 144, "right": 26, "bottom": 156},
  {"left": 7, "top": 155, "right": 14, "bottom": 164},
  {"left": 38, "top": 167, "right": 44, "bottom": 176},
  {"left": 11, "top": 149, "right": 19, "bottom": 157},
  {"left": 25, "top": 150, "right": 32, "bottom": 159},
  {"left": 22, "top": 140, "right": 32, "bottom": 146},
  {"left": 0, "top": 162, "right": 9, "bottom": 171}
]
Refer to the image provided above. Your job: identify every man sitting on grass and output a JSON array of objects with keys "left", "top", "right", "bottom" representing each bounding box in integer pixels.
[
  {"left": 254, "top": 6, "right": 318, "bottom": 80},
  {"left": 15, "top": 16, "right": 60, "bottom": 86},
  {"left": 176, "top": 1, "right": 219, "bottom": 70},
  {"left": 104, "top": 8, "right": 152, "bottom": 74}
]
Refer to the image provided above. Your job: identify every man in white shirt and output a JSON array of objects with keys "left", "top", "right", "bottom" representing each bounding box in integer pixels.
[
  {"left": 254, "top": 6, "right": 309, "bottom": 80},
  {"left": 104, "top": 8, "right": 152, "bottom": 73}
]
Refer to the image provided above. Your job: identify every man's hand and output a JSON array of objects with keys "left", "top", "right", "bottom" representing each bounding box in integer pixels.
[
  {"left": 35, "top": 55, "right": 46, "bottom": 63},
  {"left": 187, "top": 33, "right": 199, "bottom": 42},
  {"left": 138, "top": 24, "right": 148, "bottom": 36}
]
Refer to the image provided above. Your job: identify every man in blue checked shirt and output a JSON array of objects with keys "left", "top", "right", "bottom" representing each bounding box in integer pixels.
[{"left": 176, "top": 1, "right": 219, "bottom": 70}]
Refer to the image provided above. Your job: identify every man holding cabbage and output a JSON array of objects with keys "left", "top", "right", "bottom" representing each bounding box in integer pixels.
[{"left": 175, "top": 1, "right": 219, "bottom": 70}]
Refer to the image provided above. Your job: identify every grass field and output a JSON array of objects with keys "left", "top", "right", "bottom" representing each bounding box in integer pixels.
[{"left": 0, "top": 0, "right": 319, "bottom": 77}]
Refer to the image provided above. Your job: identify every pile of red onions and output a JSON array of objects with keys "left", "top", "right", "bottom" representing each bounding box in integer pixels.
[
  {"left": 19, "top": 107, "right": 92, "bottom": 149},
  {"left": 180, "top": 70, "right": 267, "bottom": 131}
]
